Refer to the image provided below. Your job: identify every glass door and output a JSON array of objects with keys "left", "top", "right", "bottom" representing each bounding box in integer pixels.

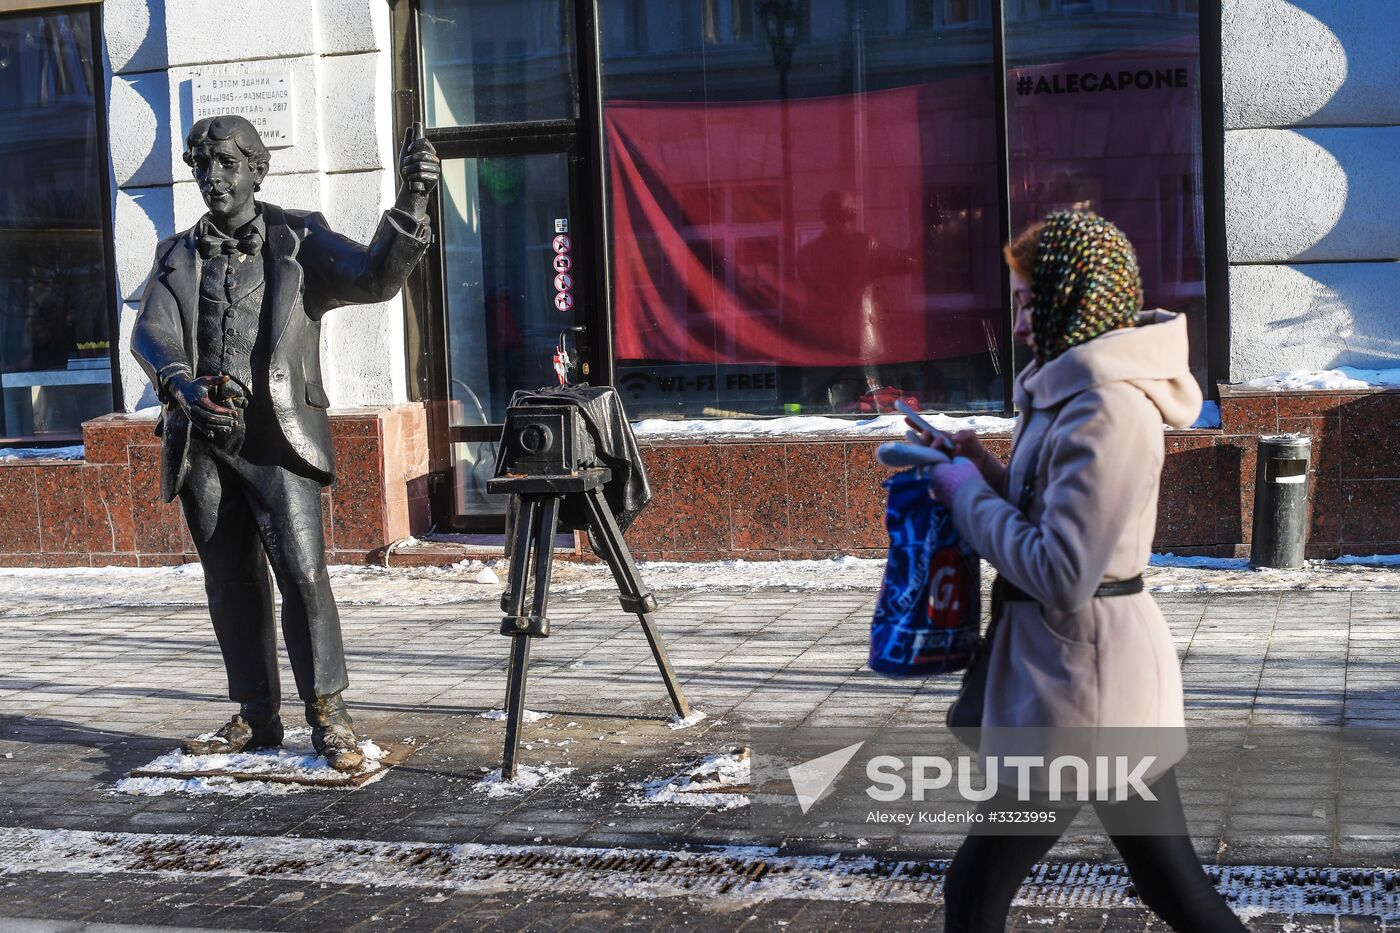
[
  {"left": 438, "top": 152, "right": 580, "bottom": 517},
  {"left": 397, "top": 0, "right": 604, "bottom": 529}
]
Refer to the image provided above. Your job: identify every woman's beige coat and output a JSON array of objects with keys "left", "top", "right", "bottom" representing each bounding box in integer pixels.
[{"left": 949, "top": 311, "right": 1202, "bottom": 761}]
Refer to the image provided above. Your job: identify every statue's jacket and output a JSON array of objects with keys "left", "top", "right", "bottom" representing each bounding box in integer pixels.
[{"left": 132, "top": 202, "right": 429, "bottom": 501}]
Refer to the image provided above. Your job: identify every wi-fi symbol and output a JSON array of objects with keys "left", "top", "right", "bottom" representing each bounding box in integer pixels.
[{"left": 617, "top": 373, "right": 651, "bottom": 397}]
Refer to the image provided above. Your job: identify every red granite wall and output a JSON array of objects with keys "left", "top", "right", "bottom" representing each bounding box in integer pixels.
[
  {"left": 1214, "top": 386, "right": 1400, "bottom": 558},
  {"left": 624, "top": 387, "right": 1400, "bottom": 562},
  {"left": 2, "top": 389, "right": 1395, "bottom": 565},
  {"left": 0, "top": 406, "right": 431, "bottom": 567}
]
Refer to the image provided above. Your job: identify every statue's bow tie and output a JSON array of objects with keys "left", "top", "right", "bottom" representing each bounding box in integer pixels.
[{"left": 197, "top": 228, "right": 263, "bottom": 260}]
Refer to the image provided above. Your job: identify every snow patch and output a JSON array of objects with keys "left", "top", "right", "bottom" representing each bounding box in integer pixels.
[
  {"left": 0, "top": 444, "right": 84, "bottom": 461},
  {"left": 476, "top": 764, "right": 575, "bottom": 799},
  {"left": 114, "top": 775, "right": 305, "bottom": 796},
  {"left": 6, "top": 549, "right": 1400, "bottom": 619},
  {"left": 1145, "top": 553, "right": 1400, "bottom": 593},
  {"left": 2, "top": 826, "right": 1397, "bottom": 915},
  {"left": 113, "top": 728, "right": 388, "bottom": 796},
  {"left": 1333, "top": 553, "right": 1400, "bottom": 567},
  {"left": 668, "top": 710, "right": 709, "bottom": 730},
  {"left": 1149, "top": 553, "right": 1250, "bottom": 571},
  {"left": 631, "top": 413, "right": 1016, "bottom": 439},
  {"left": 1239, "top": 366, "right": 1400, "bottom": 391},
  {"left": 634, "top": 749, "right": 750, "bottom": 810},
  {"left": 553, "top": 557, "right": 886, "bottom": 595},
  {"left": 478, "top": 708, "right": 552, "bottom": 724}
]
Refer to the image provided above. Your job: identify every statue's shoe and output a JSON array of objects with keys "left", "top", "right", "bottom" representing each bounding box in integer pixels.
[
  {"left": 312, "top": 723, "right": 364, "bottom": 772},
  {"left": 181, "top": 714, "right": 284, "bottom": 756}
]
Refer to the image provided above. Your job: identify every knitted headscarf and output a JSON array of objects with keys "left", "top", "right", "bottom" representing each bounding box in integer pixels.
[{"left": 1029, "top": 211, "right": 1143, "bottom": 364}]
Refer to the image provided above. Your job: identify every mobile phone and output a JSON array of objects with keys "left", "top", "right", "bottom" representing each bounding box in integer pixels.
[{"left": 893, "top": 399, "right": 954, "bottom": 452}]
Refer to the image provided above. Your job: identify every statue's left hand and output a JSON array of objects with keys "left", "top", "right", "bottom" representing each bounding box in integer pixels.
[{"left": 396, "top": 122, "right": 440, "bottom": 220}]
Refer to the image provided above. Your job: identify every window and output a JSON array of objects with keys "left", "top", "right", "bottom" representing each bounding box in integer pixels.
[
  {"left": 1005, "top": 0, "right": 1208, "bottom": 384},
  {"left": 400, "top": 0, "right": 1217, "bottom": 530},
  {"left": 601, "top": 0, "right": 1005, "bottom": 418},
  {"left": 595, "top": 0, "right": 1209, "bottom": 418},
  {"left": 419, "top": 0, "right": 577, "bottom": 127},
  {"left": 0, "top": 5, "right": 114, "bottom": 440}
]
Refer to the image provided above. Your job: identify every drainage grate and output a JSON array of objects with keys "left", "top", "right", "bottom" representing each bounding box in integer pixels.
[{"left": 0, "top": 827, "right": 1396, "bottom": 917}]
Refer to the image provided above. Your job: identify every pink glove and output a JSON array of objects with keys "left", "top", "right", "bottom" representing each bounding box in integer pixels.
[{"left": 929, "top": 456, "right": 981, "bottom": 503}]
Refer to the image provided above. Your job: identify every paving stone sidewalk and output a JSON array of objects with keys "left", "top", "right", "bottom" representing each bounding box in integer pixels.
[{"left": 0, "top": 587, "right": 1397, "bottom": 930}]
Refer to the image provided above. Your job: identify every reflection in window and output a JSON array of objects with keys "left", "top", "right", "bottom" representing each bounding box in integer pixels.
[
  {"left": 909, "top": 0, "right": 982, "bottom": 28},
  {"left": 601, "top": 0, "right": 1004, "bottom": 418},
  {"left": 1007, "top": 0, "right": 1056, "bottom": 18},
  {"left": 438, "top": 153, "right": 576, "bottom": 514},
  {"left": 420, "top": 0, "right": 576, "bottom": 128},
  {"left": 944, "top": 0, "right": 980, "bottom": 23},
  {"left": 0, "top": 10, "right": 111, "bottom": 439},
  {"left": 1005, "top": 2, "right": 1208, "bottom": 389}
]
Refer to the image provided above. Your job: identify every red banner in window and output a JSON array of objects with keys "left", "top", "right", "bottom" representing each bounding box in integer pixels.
[{"left": 606, "top": 79, "right": 1002, "bottom": 367}]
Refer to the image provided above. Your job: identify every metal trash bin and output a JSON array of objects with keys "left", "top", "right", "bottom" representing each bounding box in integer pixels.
[{"left": 1249, "top": 433, "right": 1312, "bottom": 569}]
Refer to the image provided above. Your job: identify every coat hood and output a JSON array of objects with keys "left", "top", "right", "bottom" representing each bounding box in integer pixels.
[{"left": 1014, "top": 310, "right": 1203, "bottom": 428}]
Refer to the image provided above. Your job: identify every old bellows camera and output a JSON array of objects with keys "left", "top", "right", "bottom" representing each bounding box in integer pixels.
[{"left": 496, "top": 404, "right": 598, "bottom": 477}]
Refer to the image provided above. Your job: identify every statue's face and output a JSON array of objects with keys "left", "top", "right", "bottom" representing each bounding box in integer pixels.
[{"left": 188, "top": 136, "right": 265, "bottom": 220}]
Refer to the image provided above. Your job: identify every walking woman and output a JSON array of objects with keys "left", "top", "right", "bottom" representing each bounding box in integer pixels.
[{"left": 888, "top": 212, "right": 1246, "bottom": 931}]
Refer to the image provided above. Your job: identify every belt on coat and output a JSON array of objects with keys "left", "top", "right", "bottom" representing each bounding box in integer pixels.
[{"left": 996, "top": 575, "right": 1144, "bottom": 602}]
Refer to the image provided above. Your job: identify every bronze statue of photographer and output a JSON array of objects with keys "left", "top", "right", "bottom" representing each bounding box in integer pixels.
[{"left": 132, "top": 115, "right": 440, "bottom": 770}]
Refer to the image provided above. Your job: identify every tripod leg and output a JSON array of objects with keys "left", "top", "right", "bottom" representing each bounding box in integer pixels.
[
  {"left": 500, "top": 496, "right": 539, "bottom": 780},
  {"left": 502, "top": 497, "right": 537, "bottom": 621},
  {"left": 501, "top": 634, "right": 532, "bottom": 779},
  {"left": 528, "top": 497, "right": 560, "bottom": 627},
  {"left": 581, "top": 488, "right": 692, "bottom": 720}
]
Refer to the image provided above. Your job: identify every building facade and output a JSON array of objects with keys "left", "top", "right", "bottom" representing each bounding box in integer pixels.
[{"left": 0, "top": 0, "right": 1396, "bottom": 565}]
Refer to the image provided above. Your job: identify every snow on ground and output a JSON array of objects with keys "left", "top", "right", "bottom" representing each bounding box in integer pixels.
[
  {"left": 633, "top": 749, "right": 751, "bottom": 810},
  {"left": 667, "top": 710, "right": 709, "bottom": 730},
  {"left": 1145, "top": 553, "right": 1400, "bottom": 592},
  {"left": 631, "top": 412, "right": 1017, "bottom": 438},
  {"left": 1333, "top": 553, "right": 1400, "bottom": 567},
  {"left": 5, "top": 826, "right": 1398, "bottom": 916},
  {"left": 0, "top": 556, "right": 891, "bottom": 617},
  {"left": 1239, "top": 366, "right": 1400, "bottom": 391},
  {"left": 630, "top": 404, "right": 1226, "bottom": 438},
  {"left": 5, "top": 552, "right": 1400, "bottom": 618},
  {"left": 0, "top": 444, "right": 84, "bottom": 461},
  {"left": 112, "top": 728, "right": 389, "bottom": 796},
  {"left": 477, "top": 708, "right": 552, "bottom": 724},
  {"left": 112, "top": 774, "right": 306, "bottom": 796},
  {"left": 475, "top": 764, "right": 576, "bottom": 799}
]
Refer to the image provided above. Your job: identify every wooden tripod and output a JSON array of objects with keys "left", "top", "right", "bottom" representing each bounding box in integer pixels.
[{"left": 486, "top": 467, "right": 691, "bottom": 778}]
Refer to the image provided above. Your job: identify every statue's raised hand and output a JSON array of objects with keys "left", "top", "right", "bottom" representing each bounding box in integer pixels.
[{"left": 396, "top": 121, "right": 440, "bottom": 220}]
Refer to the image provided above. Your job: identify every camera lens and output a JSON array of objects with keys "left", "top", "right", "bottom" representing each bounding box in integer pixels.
[{"left": 520, "top": 424, "right": 552, "bottom": 454}]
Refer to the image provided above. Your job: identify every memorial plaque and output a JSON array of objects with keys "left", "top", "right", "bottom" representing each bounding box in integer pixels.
[{"left": 191, "top": 73, "right": 295, "bottom": 148}]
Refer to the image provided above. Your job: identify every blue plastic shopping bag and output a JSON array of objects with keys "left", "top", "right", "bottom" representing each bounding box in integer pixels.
[{"left": 869, "top": 468, "right": 981, "bottom": 678}]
